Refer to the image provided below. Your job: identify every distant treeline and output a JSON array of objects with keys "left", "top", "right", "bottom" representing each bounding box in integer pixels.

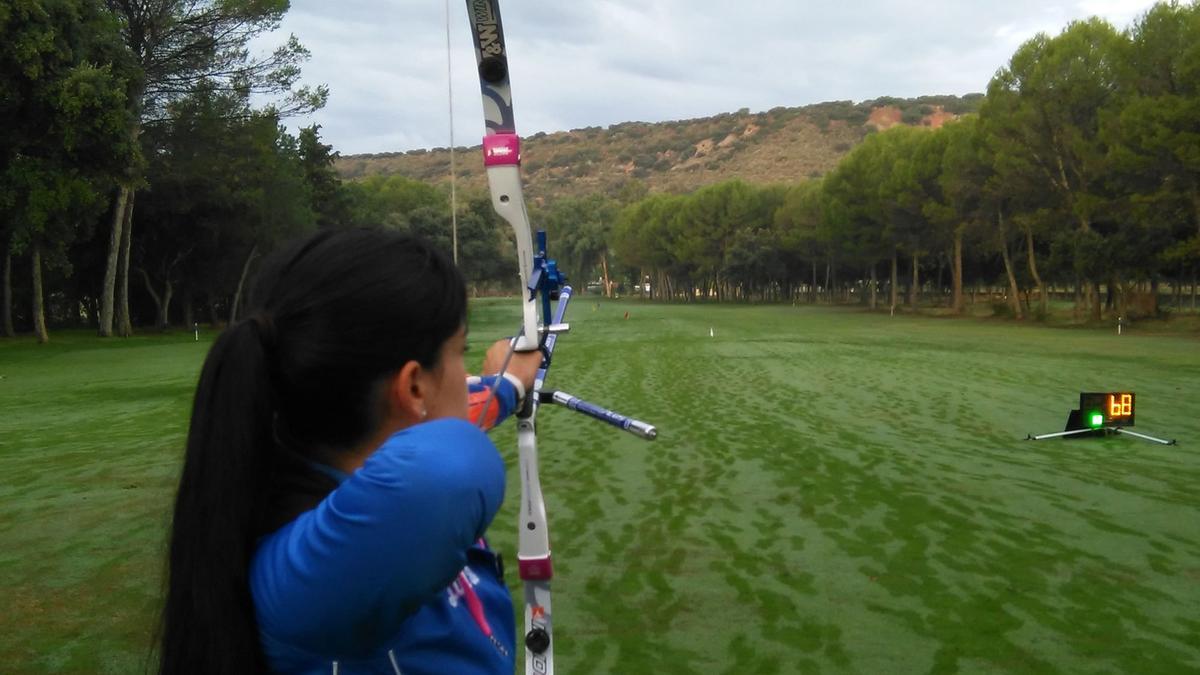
[
  {"left": 4, "top": 2, "right": 1199, "bottom": 341},
  {"left": 600, "top": 5, "right": 1200, "bottom": 320}
]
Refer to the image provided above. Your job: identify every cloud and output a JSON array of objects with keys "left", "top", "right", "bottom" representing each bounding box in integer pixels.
[
  {"left": 1075, "top": 0, "right": 1155, "bottom": 26},
  {"left": 253, "top": 0, "right": 1158, "bottom": 155}
]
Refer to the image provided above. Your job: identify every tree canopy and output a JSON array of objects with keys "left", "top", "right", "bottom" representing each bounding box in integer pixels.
[{"left": 5, "top": 1, "right": 1200, "bottom": 339}]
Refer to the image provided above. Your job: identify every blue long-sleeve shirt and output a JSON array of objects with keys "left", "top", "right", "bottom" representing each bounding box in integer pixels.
[{"left": 251, "top": 377, "right": 519, "bottom": 674}]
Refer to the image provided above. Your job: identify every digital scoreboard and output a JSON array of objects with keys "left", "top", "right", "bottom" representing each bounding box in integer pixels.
[
  {"left": 1079, "top": 392, "right": 1135, "bottom": 428},
  {"left": 1028, "top": 390, "right": 1174, "bottom": 445}
]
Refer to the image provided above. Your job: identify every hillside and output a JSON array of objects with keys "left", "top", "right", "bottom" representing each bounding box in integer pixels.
[{"left": 335, "top": 94, "right": 984, "bottom": 202}]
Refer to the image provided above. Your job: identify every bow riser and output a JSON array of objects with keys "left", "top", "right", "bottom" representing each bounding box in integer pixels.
[{"left": 483, "top": 136, "right": 540, "bottom": 351}]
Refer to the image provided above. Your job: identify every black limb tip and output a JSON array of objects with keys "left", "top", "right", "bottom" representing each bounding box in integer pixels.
[
  {"left": 525, "top": 627, "right": 550, "bottom": 654},
  {"left": 479, "top": 56, "right": 508, "bottom": 84}
]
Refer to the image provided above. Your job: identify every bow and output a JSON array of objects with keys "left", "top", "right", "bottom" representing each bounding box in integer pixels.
[
  {"left": 463, "top": 4, "right": 559, "bottom": 672},
  {"left": 464, "top": 4, "right": 656, "bottom": 672}
]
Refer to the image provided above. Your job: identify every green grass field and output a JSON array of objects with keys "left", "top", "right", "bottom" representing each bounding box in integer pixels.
[{"left": 2, "top": 302, "right": 1198, "bottom": 674}]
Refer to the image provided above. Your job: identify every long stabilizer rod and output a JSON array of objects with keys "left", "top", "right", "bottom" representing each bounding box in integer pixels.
[{"left": 539, "top": 389, "right": 658, "bottom": 440}]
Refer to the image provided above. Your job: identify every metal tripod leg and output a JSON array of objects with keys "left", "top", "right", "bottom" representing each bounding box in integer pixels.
[
  {"left": 1026, "top": 427, "right": 1103, "bottom": 441},
  {"left": 1113, "top": 428, "right": 1177, "bottom": 445}
]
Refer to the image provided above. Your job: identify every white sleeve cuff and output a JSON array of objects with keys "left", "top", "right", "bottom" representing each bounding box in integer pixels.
[{"left": 501, "top": 372, "right": 526, "bottom": 406}]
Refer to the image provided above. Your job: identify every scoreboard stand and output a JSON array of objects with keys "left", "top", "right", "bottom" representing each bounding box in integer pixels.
[{"left": 1026, "top": 392, "right": 1177, "bottom": 445}]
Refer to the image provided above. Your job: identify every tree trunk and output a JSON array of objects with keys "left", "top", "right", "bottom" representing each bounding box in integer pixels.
[
  {"left": 139, "top": 269, "right": 161, "bottom": 314},
  {"left": 1025, "top": 227, "right": 1046, "bottom": 318},
  {"left": 1193, "top": 189, "right": 1200, "bottom": 238},
  {"left": 998, "top": 209, "right": 1023, "bottom": 319},
  {"left": 1175, "top": 264, "right": 1183, "bottom": 309},
  {"left": 115, "top": 190, "right": 136, "bottom": 337},
  {"left": 951, "top": 229, "right": 963, "bottom": 315},
  {"left": 139, "top": 268, "right": 172, "bottom": 329},
  {"left": 869, "top": 264, "right": 877, "bottom": 310},
  {"left": 936, "top": 255, "right": 944, "bottom": 304},
  {"left": 182, "top": 286, "right": 195, "bottom": 329},
  {"left": 823, "top": 262, "right": 831, "bottom": 303},
  {"left": 601, "top": 253, "right": 612, "bottom": 298},
  {"left": 230, "top": 244, "right": 260, "bottom": 322},
  {"left": 810, "top": 260, "right": 817, "bottom": 303},
  {"left": 830, "top": 259, "right": 837, "bottom": 304},
  {"left": 1000, "top": 239, "right": 1024, "bottom": 320},
  {"left": 909, "top": 253, "right": 920, "bottom": 309},
  {"left": 1075, "top": 211, "right": 1103, "bottom": 322},
  {"left": 1070, "top": 210, "right": 1090, "bottom": 318},
  {"left": 1192, "top": 269, "right": 1197, "bottom": 311},
  {"left": 2, "top": 240, "right": 14, "bottom": 337},
  {"left": 889, "top": 249, "right": 898, "bottom": 313},
  {"left": 98, "top": 186, "right": 130, "bottom": 336},
  {"left": 32, "top": 242, "right": 48, "bottom": 343},
  {"left": 162, "top": 282, "right": 173, "bottom": 328}
]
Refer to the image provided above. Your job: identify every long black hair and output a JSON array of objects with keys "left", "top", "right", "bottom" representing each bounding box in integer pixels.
[{"left": 158, "top": 229, "right": 467, "bottom": 674}]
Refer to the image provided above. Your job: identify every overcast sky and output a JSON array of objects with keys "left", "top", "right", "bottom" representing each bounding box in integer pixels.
[{"left": 251, "top": 0, "right": 1159, "bottom": 156}]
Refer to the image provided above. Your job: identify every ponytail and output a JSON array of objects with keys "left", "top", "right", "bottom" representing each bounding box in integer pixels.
[
  {"left": 160, "top": 319, "right": 275, "bottom": 674},
  {"left": 158, "top": 230, "right": 467, "bottom": 673}
]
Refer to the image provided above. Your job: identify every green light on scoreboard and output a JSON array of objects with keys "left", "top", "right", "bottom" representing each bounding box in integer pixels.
[{"left": 1089, "top": 412, "right": 1105, "bottom": 429}]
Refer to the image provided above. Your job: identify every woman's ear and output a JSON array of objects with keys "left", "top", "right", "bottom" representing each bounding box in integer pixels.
[{"left": 386, "top": 360, "right": 429, "bottom": 426}]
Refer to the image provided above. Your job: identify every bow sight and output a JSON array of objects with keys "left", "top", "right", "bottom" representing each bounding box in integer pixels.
[{"left": 528, "top": 231, "right": 565, "bottom": 346}]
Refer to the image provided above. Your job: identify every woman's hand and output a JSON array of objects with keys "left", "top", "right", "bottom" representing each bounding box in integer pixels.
[{"left": 482, "top": 338, "right": 542, "bottom": 393}]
